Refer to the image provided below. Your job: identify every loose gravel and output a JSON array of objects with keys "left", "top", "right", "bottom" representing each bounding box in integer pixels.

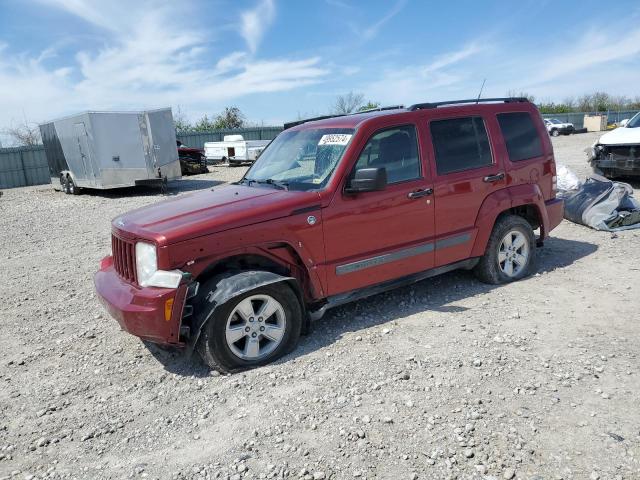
[{"left": 1, "top": 134, "right": 639, "bottom": 480}]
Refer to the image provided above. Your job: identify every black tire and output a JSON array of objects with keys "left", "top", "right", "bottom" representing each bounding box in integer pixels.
[
  {"left": 473, "top": 214, "right": 536, "bottom": 285},
  {"left": 196, "top": 281, "right": 302, "bottom": 373},
  {"left": 67, "top": 176, "right": 81, "bottom": 195},
  {"left": 551, "top": 129, "right": 559, "bottom": 137},
  {"left": 60, "top": 176, "right": 70, "bottom": 194}
]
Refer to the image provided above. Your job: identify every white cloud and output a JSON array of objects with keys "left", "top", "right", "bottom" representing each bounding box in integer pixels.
[
  {"left": 361, "top": 23, "right": 640, "bottom": 107},
  {"left": 350, "top": 0, "right": 406, "bottom": 41},
  {"left": 36, "top": 0, "right": 116, "bottom": 31},
  {"left": 362, "top": 43, "right": 487, "bottom": 105},
  {"left": 423, "top": 43, "right": 482, "bottom": 74},
  {"left": 240, "top": 0, "right": 276, "bottom": 54},
  {"left": 529, "top": 27, "right": 640, "bottom": 85},
  {"left": 0, "top": 0, "right": 327, "bottom": 143}
]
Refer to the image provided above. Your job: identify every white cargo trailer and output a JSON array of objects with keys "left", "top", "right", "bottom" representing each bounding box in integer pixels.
[
  {"left": 204, "top": 135, "right": 270, "bottom": 165},
  {"left": 40, "top": 108, "right": 181, "bottom": 194}
]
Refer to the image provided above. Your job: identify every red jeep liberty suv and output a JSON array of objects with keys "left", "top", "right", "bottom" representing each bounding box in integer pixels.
[{"left": 95, "top": 98, "right": 564, "bottom": 372}]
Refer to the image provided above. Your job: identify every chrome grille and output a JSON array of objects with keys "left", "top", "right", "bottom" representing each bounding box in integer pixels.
[{"left": 112, "top": 235, "right": 137, "bottom": 283}]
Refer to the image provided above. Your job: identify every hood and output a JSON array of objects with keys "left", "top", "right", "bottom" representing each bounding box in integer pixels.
[
  {"left": 598, "top": 126, "right": 640, "bottom": 146},
  {"left": 113, "top": 184, "right": 320, "bottom": 245}
]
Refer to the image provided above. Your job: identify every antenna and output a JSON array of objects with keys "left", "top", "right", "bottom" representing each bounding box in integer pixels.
[{"left": 476, "top": 79, "right": 486, "bottom": 103}]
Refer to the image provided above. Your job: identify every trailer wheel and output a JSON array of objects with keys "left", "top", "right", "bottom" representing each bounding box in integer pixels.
[
  {"left": 60, "top": 176, "right": 70, "bottom": 194},
  {"left": 67, "top": 176, "right": 81, "bottom": 195}
]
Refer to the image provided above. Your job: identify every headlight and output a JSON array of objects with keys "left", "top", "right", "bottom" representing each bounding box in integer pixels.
[
  {"left": 135, "top": 241, "right": 182, "bottom": 288},
  {"left": 135, "top": 242, "right": 157, "bottom": 285}
]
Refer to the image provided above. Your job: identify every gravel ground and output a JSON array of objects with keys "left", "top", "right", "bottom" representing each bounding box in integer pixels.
[{"left": 1, "top": 133, "right": 639, "bottom": 480}]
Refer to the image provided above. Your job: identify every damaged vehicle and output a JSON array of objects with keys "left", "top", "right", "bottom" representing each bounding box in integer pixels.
[
  {"left": 588, "top": 112, "right": 640, "bottom": 178},
  {"left": 95, "top": 97, "right": 563, "bottom": 373},
  {"left": 177, "top": 141, "right": 208, "bottom": 175}
]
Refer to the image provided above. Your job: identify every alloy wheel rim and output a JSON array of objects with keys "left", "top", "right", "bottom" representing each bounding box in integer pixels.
[
  {"left": 225, "top": 294, "right": 286, "bottom": 360},
  {"left": 498, "top": 230, "right": 529, "bottom": 277}
]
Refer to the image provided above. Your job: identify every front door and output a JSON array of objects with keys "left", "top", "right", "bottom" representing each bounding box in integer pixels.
[
  {"left": 425, "top": 113, "right": 506, "bottom": 266},
  {"left": 322, "top": 124, "right": 435, "bottom": 296}
]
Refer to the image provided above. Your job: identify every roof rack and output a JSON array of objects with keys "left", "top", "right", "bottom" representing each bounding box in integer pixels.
[
  {"left": 408, "top": 97, "right": 529, "bottom": 111},
  {"left": 284, "top": 105, "right": 406, "bottom": 130},
  {"left": 358, "top": 105, "right": 405, "bottom": 113},
  {"left": 284, "top": 114, "right": 344, "bottom": 130}
]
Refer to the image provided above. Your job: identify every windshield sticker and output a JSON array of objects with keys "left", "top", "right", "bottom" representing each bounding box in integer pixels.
[{"left": 318, "top": 134, "right": 352, "bottom": 146}]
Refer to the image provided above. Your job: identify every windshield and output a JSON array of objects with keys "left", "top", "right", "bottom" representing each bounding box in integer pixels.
[
  {"left": 549, "top": 119, "right": 562, "bottom": 124},
  {"left": 241, "top": 128, "right": 355, "bottom": 191},
  {"left": 627, "top": 112, "right": 640, "bottom": 128}
]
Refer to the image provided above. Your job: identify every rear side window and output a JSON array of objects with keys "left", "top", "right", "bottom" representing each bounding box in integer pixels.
[
  {"left": 430, "top": 116, "right": 492, "bottom": 175},
  {"left": 497, "top": 112, "right": 543, "bottom": 162}
]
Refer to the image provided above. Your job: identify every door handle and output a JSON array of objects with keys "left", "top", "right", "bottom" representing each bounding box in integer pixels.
[
  {"left": 483, "top": 172, "right": 505, "bottom": 183},
  {"left": 407, "top": 188, "right": 433, "bottom": 199}
]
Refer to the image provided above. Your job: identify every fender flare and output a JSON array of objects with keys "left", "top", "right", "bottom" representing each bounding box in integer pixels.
[
  {"left": 186, "top": 270, "right": 305, "bottom": 353},
  {"left": 470, "top": 185, "right": 548, "bottom": 257}
]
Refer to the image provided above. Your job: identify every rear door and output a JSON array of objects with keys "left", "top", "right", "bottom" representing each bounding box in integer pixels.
[
  {"left": 73, "top": 122, "right": 96, "bottom": 186},
  {"left": 425, "top": 111, "right": 506, "bottom": 266},
  {"left": 322, "top": 123, "right": 436, "bottom": 296},
  {"left": 145, "top": 109, "right": 179, "bottom": 168}
]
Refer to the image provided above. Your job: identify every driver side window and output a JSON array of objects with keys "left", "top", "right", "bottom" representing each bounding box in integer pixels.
[{"left": 355, "top": 125, "right": 421, "bottom": 184}]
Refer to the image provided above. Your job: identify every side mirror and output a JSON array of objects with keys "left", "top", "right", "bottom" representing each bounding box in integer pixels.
[
  {"left": 346, "top": 167, "right": 387, "bottom": 193},
  {"left": 620, "top": 119, "right": 629, "bottom": 128}
]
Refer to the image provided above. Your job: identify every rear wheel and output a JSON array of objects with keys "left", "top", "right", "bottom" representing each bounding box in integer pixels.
[
  {"left": 474, "top": 215, "right": 536, "bottom": 284},
  {"left": 67, "top": 176, "right": 80, "bottom": 195},
  {"left": 196, "top": 282, "right": 302, "bottom": 373}
]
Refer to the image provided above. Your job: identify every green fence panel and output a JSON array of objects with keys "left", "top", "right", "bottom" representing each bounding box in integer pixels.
[
  {"left": 541, "top": 110, "right": 639, "bottom": 129},
  {"left": 177, "top": 126, "right": 283, "bottom": 148},
  {"left": 0, "top": 145, "right": 49, "bottom": 189}
]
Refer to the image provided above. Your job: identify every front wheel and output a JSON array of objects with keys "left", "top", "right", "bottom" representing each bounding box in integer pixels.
[
  {"left": 474, "top": 215, "right": 536, "bottom": 284},
  {"left": 551, "top": 129, "right": 560, "bottom": 137},
  {"left": 66, "top": 176, "right": 81, "bottom": 195},
  {"left": 60, "top": 176, "right": 70, "bottom": 193},
  {"left": 196, "top": 282, "right": 302, "bottom": 373}
]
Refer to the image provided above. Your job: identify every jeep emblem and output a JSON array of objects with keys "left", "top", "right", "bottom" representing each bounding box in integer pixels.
[{"left": 307, "top": 215, "right": 317, "bottom": 225}]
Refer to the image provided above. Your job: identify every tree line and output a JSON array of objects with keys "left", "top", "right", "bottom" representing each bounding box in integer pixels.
[
  {"left": 3, "top": 91, "right": 639, "bottom": 147},
  {"left": 331, "top": 91, "right": 640, "bottom": 117},
  {"left": 507, "top": 91, "right": 640, "bottom": 114}
]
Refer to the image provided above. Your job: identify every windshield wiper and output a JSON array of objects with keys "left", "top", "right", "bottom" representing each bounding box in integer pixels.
[{"left": 244, "top": 178, "right": 289, "bottom": 190}]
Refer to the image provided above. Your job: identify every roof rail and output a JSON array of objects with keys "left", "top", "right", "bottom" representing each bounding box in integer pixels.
[
  {"left": 358, "top": 105, "right": 405, "bottom": 113},
  {"left": 408, "top": 97, "right": 529, "bottom": 111},
  {"left": 284, "top": 105, "right": 406, "bottom": 130},
  {"left": 284, "top": 114, "right": 345, "bottom": 130}
]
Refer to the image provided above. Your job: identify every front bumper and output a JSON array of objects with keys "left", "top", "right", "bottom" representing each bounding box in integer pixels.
[
  {"left": 94, "top": 257, "right": 187, "bottom": 345},
  {"left": 591, "top": 144, "right": 640, "bottom": 176},
  {"left": 545, "top": 197, "right": 564, "bottom": 234}
]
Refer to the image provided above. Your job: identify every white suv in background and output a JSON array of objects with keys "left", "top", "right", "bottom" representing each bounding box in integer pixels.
[{"left": 544, "top": 118, "right": 575, "bottom": 136}]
